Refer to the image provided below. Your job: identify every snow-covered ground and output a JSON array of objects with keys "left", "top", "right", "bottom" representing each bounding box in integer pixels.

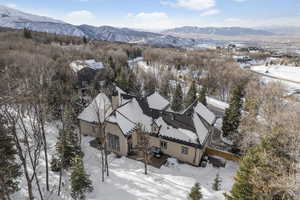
[
  {"left": 206, "top": 97, "right": 229, "bottom": 110},
  {"left": 13, "top": 121, "right": 239, "bottom": 200},
  {"left": 251, "top": 65, "right": 300, "bottom": 83},
  {"left": 250, "top": 65, "right": 300, "bottom": 94}
]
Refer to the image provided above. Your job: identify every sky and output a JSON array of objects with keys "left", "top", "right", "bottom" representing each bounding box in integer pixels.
[{"left": 1, "top": 0, "right": 300, "bottom": 30}]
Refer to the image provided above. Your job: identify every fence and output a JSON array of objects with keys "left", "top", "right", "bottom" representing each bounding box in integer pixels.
[{"left": 205, "top": 147, "right": 240, "bottom": 162}]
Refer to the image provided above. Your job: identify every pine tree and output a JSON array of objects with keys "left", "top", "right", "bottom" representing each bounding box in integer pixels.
[
  {"left": 222, "top": 83, "right": 244, "bottom": 138},
  {"left": 116, "top": 69, "right": 129, "bottom": 91},
  {"left": 188, "top": 183, "right": 203, "bottom": 200},
  {"left": 56, "top": 106, "right": 82, "bottom": 169},
  {"left": 0, "top": 115, "right": 22, "bottom": 199},
  {"left": 225, "top": 148, "right": 261, "bottom": 200},
  {"left": 184, "top": 81, "right": 197, "bottom": 107},
  {"left": 171, "top": 83, "right": 183, "bottom": 112},
  {"left": 23, "top": 28, "right": 32, "bottom": 39},
  {"left": 198, "top": 86, "right": 207, "bottom": 106},
  {"left": 83, "top": 36, "right": 88, "bottom": 44},
  {"left": 212, "top": 173, "right": 222, "bottom": 191},
  {"left": 159, "top": 78, "right": 170, "bottom": 100},
  {"left": 71, "top": 156, "right": 93, "bottom": 200}
]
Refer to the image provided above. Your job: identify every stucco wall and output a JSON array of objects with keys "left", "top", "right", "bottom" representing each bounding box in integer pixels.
[
  {"left": 131, "top": 131, "right": 203, "bottom": 166},
  {"left": 79, "top": 120, "right": 128, "bottom": 156},
  {"left": 80, "top": 120, "right": 99, "bottom": 137},
  {"left": 105, "top": 122, "right": 128, "bottom": 156}
]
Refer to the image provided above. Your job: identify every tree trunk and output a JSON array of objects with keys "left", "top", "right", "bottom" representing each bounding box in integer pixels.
[
  {"left": 10, "top": 123, "right": 34, "bottom": 200},
  {"left": 40, "top": 114, "right": 49, "bottom": 191},
  {"left": 103, "top": 127, "right": 109, "bottom": 177},
  {"left": 144, "top": 151, "right": 148, "bottom": 175},
  {"left": 101, "top": 148, "right": 105, "bottom": 182},
  {"left": 58, "top": 167, "right": 62, "bottom": 196}
]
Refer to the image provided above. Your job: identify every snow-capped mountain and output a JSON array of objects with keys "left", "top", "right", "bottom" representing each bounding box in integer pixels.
[
  {"left": 163, "top": 26, "right": 275, "bottom": 36},
  {"left": 0, "top": 5, "right": 86, "bottom": 37},
  {"left": 78, "top": 25, "right": 160, "bottom": 42},
  {"left": 0, "top": 5, "right": 162, "bottom": 42},
  {"left": 132, "top": 34, "right": 219, "bottom": 48}
]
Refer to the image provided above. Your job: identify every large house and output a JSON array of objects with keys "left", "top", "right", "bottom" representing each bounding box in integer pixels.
[
  {"left": 78, "top": 87, "right": 217, "bottom": 166},
  {"left": 70, "top": 59, "right": 105, "bottom": 96}
]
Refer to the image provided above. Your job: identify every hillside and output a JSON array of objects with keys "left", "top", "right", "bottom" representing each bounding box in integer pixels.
[{"left": 163, "top": 26, "right": 275, "bottom": 36}]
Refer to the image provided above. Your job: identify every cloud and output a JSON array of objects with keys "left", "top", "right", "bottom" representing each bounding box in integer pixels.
[
  {"left": 4, "top": 3, "right": 17, "bottom": 8},
  {"left": 200, "top": 9, "right": 220, "bottom": 16},
  {"left": 64, "top": 10, "right": 96, "bottom": 25},
  {"left": 161, "top": 0, "right": 215, "bottom": 11},
  {"left": 126, "top": 12, "right": 174, "bottom": 30}
]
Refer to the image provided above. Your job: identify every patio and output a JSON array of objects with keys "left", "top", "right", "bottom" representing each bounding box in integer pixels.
[{"left": 128, "top": 151, "right": 169, "bottom": 168}]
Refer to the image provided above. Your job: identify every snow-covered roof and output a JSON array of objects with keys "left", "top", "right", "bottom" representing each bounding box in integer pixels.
[
  {"left": 192, "top": 112, "right": 209, "bottom": 144},
  {"left": 70, "top": 59, "right": 104, "bottom": 72},
  {"left": 78, "top": 93, "right": 112, "bottom": 123},
  {"left": 194, "top": 102, "right": 216, "bottom": 125},
  {"left": 147, "top": 92, "right": 170, "bottom": 110},
  {"left": 156, "top": 117, "right": 198, "bottom": 144},
  {"left": 108, "top": 98, "right": 153, "bottom": 135}
]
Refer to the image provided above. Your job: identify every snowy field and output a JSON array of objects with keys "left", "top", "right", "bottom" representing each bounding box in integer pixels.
[
  {"left": 206, "top": 97, "right": 229, "bottom": 110},
  {"left": 13, "top": 122, "right": 238, "bottom": 200},
  {"left": 250, "top": 65, "right": 300, "bottom": 93},
  {"left": 251, "top": 65, "right": 300, "bottom": 83}
]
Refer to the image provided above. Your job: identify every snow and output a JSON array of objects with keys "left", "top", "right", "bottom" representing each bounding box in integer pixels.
[
  {"left": 192, "top": 112, "right": 209, "bottom": 144},
  {"left": 78, "top": 93, "right": 112, "bottom": 123},
  {"left": 70, "top": 59, "right": 104, "bottom": 73},
  {"left": 13, "top": 117, "right": 239, "bottom": 200},
  {"left": 156, "top": 117, "right": 199, "bottom": 144},
  {"left": 0, "top": 5, "right": 64, "bottom": 24},
  {"left": 251, "top": 65, "right": 300, "bottom": 83},
  {"left": 147, "top": 92, "right": 170, "bottom": 110},
  {"left": 128, "top": 57, "right": 144, "bottom": 68},
  {"left": 194, "top": 102, "right": 216, "bottom": 125},
  {"left": 206, "top": 97, "right": 229, "bottom": 111},
  {"left": 250, "top": 65, "right": 300, "bottom": 94},
  {"left": 80, "top": 136, "right": 238, "bottom": 200}
]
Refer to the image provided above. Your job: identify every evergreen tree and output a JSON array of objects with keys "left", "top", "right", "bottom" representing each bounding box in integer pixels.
[
  {"left": 222, "top": 83, "right": 244, "bottom": 138},
  {"left": 55, "top": 105, "right": 82, "bottom": 169},
  {"left": 225, "top": 148, "right": 261, "bottom": 200},
  {"left": 83, "top": 36, "right": 88, "bottom": 44},
  {"left": 171, "top": 83, "right": 183, "bottom": 112},
  {"left": 23, "top": 28, "right": 32, "bottom": 39},
  {"left": 212, "top": 173, "right": 222, "bottom": 191},
  {"left": 184, "top": 81, "right": 197, "bottom": 107},
  {"left": 198, "top": 86, "right": 207, "bottom": 106},
  {"left": 0, "top": 116, "right": 22, "bottom": 199},
  {"left": 188, "top": 183, "right": 203, "bottom": 200},
  {"left": 71, "top": 156, "right": 93, "bottom": 200},
  {"left": 116, "top": 69, "right": 129, "bottom": 91},
  {"left": 128, "top": 71, "right": 141, "bottom": 94},
  {"left": 159, "top": 78, "right": 170, "bottom": 100}
]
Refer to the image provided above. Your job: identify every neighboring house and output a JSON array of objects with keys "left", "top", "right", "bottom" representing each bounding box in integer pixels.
[
  {"left": 78, "top": 87, "right": 217, "bottom": 166},
  {"left": 70, "top": 59, "right": 106, "bottom": 96}
]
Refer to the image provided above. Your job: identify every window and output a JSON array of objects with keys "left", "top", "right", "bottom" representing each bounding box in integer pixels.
[
  {"left": 160, "top": 141, "right": 167, "bottom": 150},
  {"left": 181, "top": 146, "right": 189, "bottom": 155},
  {"left": 108, "top": 134, "right": 120, "bottom": 152}
]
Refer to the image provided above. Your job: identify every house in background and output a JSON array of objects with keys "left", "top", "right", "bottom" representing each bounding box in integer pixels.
[
  {"left": 78, "top": 86, "right": 217, "bottom": 166},
  {"left": 70, "top": 59, "right": 106, "bottom": 97}
]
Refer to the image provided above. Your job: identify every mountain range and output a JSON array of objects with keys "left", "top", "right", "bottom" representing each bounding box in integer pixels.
[
  {"left": 1, "top": 5, "right": 298, "bottom": 48},
  {"left": 163, "top": 26, "right": 275, "bottom": 36}
]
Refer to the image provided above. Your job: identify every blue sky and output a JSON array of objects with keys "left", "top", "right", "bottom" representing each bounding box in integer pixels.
[{"left": 1, "top": 0, "right": 300, "bottom": 30}]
